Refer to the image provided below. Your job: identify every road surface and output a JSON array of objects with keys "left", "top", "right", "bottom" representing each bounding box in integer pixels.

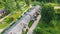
[
  {"left": 3, "top": 5, "right": 41, "bottom": 34},
  {"left": 0, "top": 29, "right": 3, "bottom": 33},
  {"left": 27, "top": 15, "right": 41, "bottom": 34}
]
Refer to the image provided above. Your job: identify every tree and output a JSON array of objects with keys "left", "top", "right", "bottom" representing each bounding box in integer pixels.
[
  {"left": 35, "top": 0, "right": 57, "bottom": 3},
  {"left": 41, "top": 4, "right": 55, "bottom": 23},
  {"left": 24, "top": 0, "right": 31, "bottom": 6},
  {"left": 57, "top": 0, "right": 60, "bottom": 4},
  {"left": 5, "top": 0, "right": 16, "bottom": 13},
  {"left": 0, "top": 0, "right": 5, "bottom": 6}
]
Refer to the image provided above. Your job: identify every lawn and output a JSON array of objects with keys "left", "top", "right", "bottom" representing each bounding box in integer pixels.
[
  {"left": 0, "top": 23, "right": 8, "bottom": 29},
  {"left": 0, "top": 6, "right": 30, "bottom": 29}
]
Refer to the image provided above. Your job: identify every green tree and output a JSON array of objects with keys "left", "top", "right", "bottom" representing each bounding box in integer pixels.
[
  {"left": 24, "top": 0, "right": 31, "bottom": 6},
  {"left": 5, "top": 0, "right": 16, "bottom": 13},
  {"left": 0, "top": 0, "right": 5, "bottom": 6},
  {"left": 41, "top": 4, "right": 55, "bottom": 23},
  {"left": 57, "top": 0, "right": 60, "bottom": 4}
]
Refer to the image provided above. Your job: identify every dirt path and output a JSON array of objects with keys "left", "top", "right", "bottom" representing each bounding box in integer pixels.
[
  {"left": 27, "top": 15, "right": 41, "bottom": 34},
  {"left": 0, "top": 14, "right": 11, "bottom": 22},
  {"left": 54, "top": 6, "right": 60, "bottom": 9}
]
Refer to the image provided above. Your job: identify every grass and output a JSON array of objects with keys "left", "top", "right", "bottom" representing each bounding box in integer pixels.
[
  {"left": 0, "top": 6, "right": 30, "bottom": 34},
  {"left": 33, "top": 2, "right": 60, "bottom": 34},
  {"left": 45, "top": 3, "right": 60, "bottom": 6},
  {"left": 0, "top": 23, "right": 8, "bottom": 29},
  {"left": 0, "top": 6, "right": 30, "bottom": 29},
  {"left": 28, "top": 20, "right": 34, "bottom": 28},
  {"left": 0, "top": 6, "right": 4, "bottom": 10},
  {"left": 33, "top": 19, "right": 60, "bottom": 34}
]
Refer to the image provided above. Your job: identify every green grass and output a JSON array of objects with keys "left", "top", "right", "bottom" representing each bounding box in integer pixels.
[
  {"left": 28, "top": 20, "right": 34, "bottom": 28},
  {"left": 0, "top": 6, "right": 30, "bottom": 29},
  {"left": 33, "top": 19, "right": 60, "bottom": 34},
  {"left": 0, "top": 23, "right": 8, "bottom": 29},
  {"left": 55, "top": 9, "right": 60, "bottom": 14},
  {"left": 45, "top": 3, "right": 60, "bottom": 6},
  {"left": 0, "top": 6, "right": 4, "bottom": 10},
  {"left": 33, "top": 2, "right": 60, "bottom": 34}
]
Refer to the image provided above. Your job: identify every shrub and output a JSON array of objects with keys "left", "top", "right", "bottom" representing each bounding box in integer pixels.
[
  {"left": 41, "top": 4, "right": 55, "bottom": 23},
  {"left": 5, "top": 16, "right": 14, "bottom": 23}
]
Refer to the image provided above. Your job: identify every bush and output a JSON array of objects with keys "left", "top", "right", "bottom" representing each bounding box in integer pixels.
[
  {"left": 32, "top": 1, "right": 41, "bottom": 6},
  {"left": 41, "top": 4, "right": 55, "bottom": 23},
  {"left": 5, "top": 16, "right": 14, "bottom": 23},
  {"left": 28, "top": 20, "right": 34, "bottom": 28},
  {"left": 5, "top": 0, "right": 16, "bottom": 12}
]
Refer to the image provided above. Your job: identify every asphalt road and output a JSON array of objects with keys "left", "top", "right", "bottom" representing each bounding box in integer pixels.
[
  {"left": 3, "top": 5, "right": 41, "bottom": 34},
  {"left": 27, "top": 15, "right": 41, "bottom": 34}
]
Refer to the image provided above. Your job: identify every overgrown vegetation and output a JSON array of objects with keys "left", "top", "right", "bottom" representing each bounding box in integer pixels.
[
  {"left": 28, "top": 20, "right": 34, "bottom": 28},
  {"left": 0, "top": 0, "right": 30, "bottom": 29},
  {"left": 33, "top": 0, "right": 60, "bottom": 34},
  {"left": 0, "top": 0, "right": 60, "bottom": 34}
]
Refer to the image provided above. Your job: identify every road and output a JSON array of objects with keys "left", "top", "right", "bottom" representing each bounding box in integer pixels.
[
  {"left": 0, "top": 29, "right": 3, "bottom": 33},
  {"left": 3, "top": 5, "right": 41, "bottom": 34},
  {"left": 54, "top": 6, "right": 60, "bottom": 9},
  {"left": 27, "top": 15, "right": 41, "bottom": 34}
]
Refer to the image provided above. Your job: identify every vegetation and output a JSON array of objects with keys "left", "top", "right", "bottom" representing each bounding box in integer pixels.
[
  {"left": 41, "top": 4, "right": 55, "bottom": 23},
  {"left": 0, "top": 0, "right": 30, "bottom": 29},
  {"left": 28, "top": 20, "right": 34, "bottom": 28},
  {"left": 0, "top": 0, "right": 60, "bottom": 34},
  {"left": 33, "top": 0, "right": 60, "bottom": 34},
  {"left": 0, "top": 6, "right": 29, "bottom": 29}
]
